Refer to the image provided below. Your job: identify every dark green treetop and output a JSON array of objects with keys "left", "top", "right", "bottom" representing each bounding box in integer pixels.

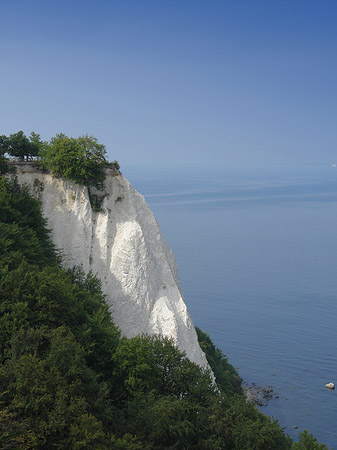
[
  {"left": 39, "top": 133, "right": 109, "bottom": 188},
  {"left": 0, "top": 131, "right": 45, "bottom": 161}
]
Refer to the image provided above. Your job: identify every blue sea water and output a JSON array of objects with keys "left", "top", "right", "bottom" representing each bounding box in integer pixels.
[{"left": 126, "top": 164, "right": 337, "bottom": 447}]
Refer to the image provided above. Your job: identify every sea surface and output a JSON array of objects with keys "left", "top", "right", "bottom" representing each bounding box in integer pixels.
[{"left": 126, "top": 164, "right": 337, "bottom": 447}]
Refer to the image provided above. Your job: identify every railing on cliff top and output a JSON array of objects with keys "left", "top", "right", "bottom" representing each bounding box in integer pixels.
[{"left": 7, "top": 160, "right": 121, "bottom": 175}]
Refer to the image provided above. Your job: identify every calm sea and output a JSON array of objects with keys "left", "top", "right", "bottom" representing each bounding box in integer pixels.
[{"left": 126, "top": 164, "right": 337, "bottom": 447}]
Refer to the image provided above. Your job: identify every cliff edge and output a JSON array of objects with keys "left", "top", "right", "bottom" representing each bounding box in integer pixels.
[{"left": 11, "top": 163, "right": 208, "bottom": 368}]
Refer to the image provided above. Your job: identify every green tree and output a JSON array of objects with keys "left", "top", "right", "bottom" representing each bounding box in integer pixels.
[
  {"left": 196, "top": 326, "right": 242, "bottom": 396},
  {"left": 0, "top": 177, "right": 57, "bottom": 267},
  {"left": 0, "top": 131, "right": 43, "bottom": 161},
  {"left": 40, "top": 133, "right": 109, "bottom": 188},
  {"left": 112, "top": 334, "right": 213, "bottom": 401},
  {"left": 29, "top": 131, "right": 47, "bottom": 158},
  {"left": 292, "top": 431, "right": 330, "bottom": 450}
]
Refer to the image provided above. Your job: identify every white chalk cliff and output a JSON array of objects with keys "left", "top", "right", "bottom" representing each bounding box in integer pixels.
[{"left": 12, "top": 164, "right": 208, "bottom": 368}]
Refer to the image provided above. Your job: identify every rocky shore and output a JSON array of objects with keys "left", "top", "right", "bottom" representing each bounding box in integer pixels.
[{"left": 243, "top": 382, "right": 278, "bottom": 407}]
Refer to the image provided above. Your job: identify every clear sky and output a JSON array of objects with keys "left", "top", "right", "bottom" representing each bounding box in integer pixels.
[{"left": 1, "top": 0, "right": 337, "bottom": 169}]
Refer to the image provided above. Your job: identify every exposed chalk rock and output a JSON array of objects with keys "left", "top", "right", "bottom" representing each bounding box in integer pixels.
[{"left": 10, "top": 163, "right": 209, "bottom": 368}]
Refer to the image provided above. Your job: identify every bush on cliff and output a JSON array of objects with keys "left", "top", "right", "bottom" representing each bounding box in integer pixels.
[
  {"left": 39, "top": 133, "right": 109, "bottom": 189},
  {"left": 196, "top": 326, "right": 242, "bottom": 396}
]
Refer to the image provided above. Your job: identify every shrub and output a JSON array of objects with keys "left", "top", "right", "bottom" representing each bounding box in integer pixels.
[{"left": 40, "top": 134, "right": 109, "bottom": 189}]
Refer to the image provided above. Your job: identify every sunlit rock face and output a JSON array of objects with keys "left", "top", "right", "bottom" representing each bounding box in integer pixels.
[{"left": 12, "top": 164, "right": 208, "bottom": 368}]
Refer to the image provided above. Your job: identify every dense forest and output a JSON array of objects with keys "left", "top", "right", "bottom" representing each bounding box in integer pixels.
[{"left": 0, "top": 135, "right": 330, "bottom": 449}]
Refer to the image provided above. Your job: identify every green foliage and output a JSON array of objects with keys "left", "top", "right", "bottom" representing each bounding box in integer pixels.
[
  {"left": 292, "top": 431, "right": 330, "bottom": 450},
  {"left": 40, "top": 133, "right": 109, "bottom": 188},
  {"left": 0, "top": 143, "right": 8, "bottom": 175},
  {"left": 113, "top": 334, "right": 214, "bottom": 401},
  {"left": 109, "top": 433, "right": 143, "bottom": 450},
  {"left": 107, "top": 160, "right": 120, "bottom": 172},
  {"left": 196, "top": 326, "right": 243, "bottom": 396},
  {"left": 0, "top": 177, "right": 57, "bottom": 267},
  {"left": 88, "top": 189, "right": 105, "bottom": 212},
  {"left": 0, "top": 263, "right": 120, "bottom": 447},
  {"left": 0, "top": 392, "right": 35, "bottom": 449},
  {"left": 124, "top": 393, "right": 203, "bottom": 449},
  {"left": 0, "top": 158, "right": 8, "bottom": 175},
  {"left": 224, "top": 395, "right": 292, "bottom": 450},
  {"left": 0, "top": 131, "right": 45, "bottom": 161}
]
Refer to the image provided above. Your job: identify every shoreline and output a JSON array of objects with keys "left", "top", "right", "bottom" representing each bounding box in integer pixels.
[{"left": 243, "top": 382, "right": 278, "bottom": 407}]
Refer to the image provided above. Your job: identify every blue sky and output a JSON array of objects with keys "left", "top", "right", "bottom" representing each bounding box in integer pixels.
[{"left": 1, "top": 0, "right": 337, "bottom": 169}]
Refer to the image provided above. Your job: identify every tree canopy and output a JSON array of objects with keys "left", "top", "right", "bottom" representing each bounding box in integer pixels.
[
  {"left": 39, "top": 133, "right": 109, "bottom": 188},
  {"left": 0, "top": 131, "right": 45, "bottom": 161}
]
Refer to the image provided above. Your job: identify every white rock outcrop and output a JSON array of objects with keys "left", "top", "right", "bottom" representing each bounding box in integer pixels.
[{"left": 11, "top": 164, "right": 208, "bottom": 368}]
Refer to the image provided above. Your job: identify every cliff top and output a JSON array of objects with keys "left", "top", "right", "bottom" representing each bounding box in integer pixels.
[{"left": 1, "top": 131, "right": 120, "bottom": 188}]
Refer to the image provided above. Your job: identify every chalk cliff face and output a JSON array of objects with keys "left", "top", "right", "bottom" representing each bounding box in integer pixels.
[{"left": 12, "top": 164, "right": 208, "bottom": 368}]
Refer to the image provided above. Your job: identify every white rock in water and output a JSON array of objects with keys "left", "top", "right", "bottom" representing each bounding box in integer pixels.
[
  {"left": 11, "top": 164, "right": 209, "bottom": 368},
  {"left": 325, "top": 383, "right": 335, "bottom": 390}
]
